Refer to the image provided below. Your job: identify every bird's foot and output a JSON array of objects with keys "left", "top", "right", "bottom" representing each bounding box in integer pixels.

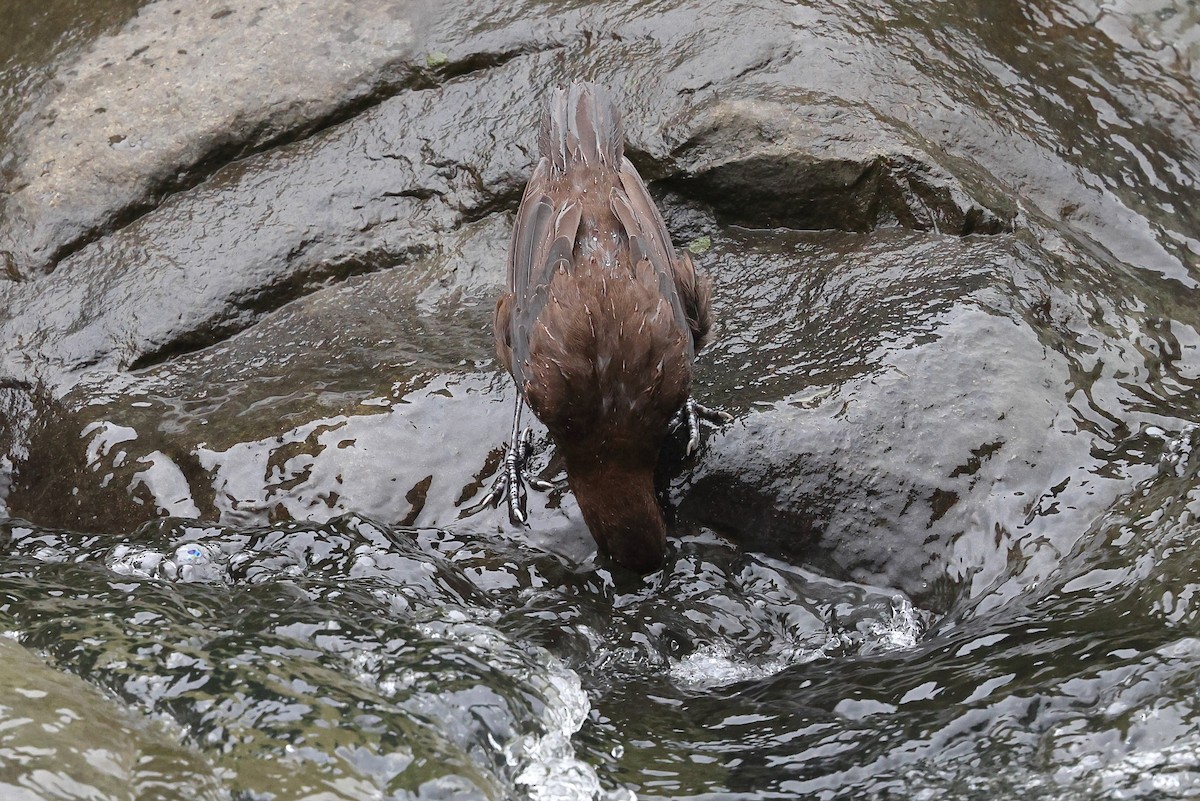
[
  {"left": 477, "top": 427, "right": 553, "bottom": 523},
  {"left": 679, "top": 397, "right": 733, "bottom": 455}
]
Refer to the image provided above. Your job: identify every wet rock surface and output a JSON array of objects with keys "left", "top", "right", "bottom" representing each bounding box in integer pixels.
[
  {"left": 2, "top": 0, "right": 1200, "bottom": 799},
  {"left": 662, "top": 94, "right": 1016, "bottom": 235},
  {"left": 0, "top": 0, "right": 434, "bottom": 278}
]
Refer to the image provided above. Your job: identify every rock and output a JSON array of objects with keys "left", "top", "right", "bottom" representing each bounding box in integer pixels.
[
  {"left": 663, "top": 93, "right": 1015, "bottom": 235},
  {"left": 0, "top": 0, "right": 431, "bottom": 278},
  {"left": 5, "top": 215, "right": 505, "bottom": 527},
  {"left": 1, "top": 0, "right": 1197, "bottom": 613},
  {"left": 674, "top": 222, "right": 1177, "bottom": 605},
  {"left": 0, "top": 58, "right": 538, "bottom": 380}
]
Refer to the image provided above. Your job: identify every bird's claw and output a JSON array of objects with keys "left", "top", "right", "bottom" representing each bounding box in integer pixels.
[
  {"left": 479, "top": 426, "right": 549, "bottom": 524},
  {"left": 681, "top": 397, "right": 733, "bottom": 455}
]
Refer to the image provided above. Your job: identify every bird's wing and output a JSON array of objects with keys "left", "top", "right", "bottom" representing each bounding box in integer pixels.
[
  {"left": 500, "top": 157, "right": 583, "bottom": 389},
  {"left": 614, "top": 158, "right": 710, "bottom": 355}
]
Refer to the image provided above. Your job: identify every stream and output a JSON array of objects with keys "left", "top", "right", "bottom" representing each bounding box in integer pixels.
[{"left": 1, "top": 1, "right": 1199, "bottom": 799}]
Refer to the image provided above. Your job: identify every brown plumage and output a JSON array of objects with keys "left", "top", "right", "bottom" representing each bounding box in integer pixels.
[{"left": 493, "top": 81, "right": 715, "bottom": 572}]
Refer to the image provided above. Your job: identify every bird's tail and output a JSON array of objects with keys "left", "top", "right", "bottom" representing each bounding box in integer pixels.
[{"left": 539, "top": 81, "right": 624, "bottom": 173}]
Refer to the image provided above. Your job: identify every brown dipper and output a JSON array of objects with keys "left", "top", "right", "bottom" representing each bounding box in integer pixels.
[{"left": 491, "top": 81, "right": 726, "bottom": 572}]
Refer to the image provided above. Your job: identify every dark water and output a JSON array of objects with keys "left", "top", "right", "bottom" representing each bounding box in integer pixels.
[
  {"left": 1, "top": 513, "right": 933, "bottom": 799},
  {"left": 3, "top": 1, "right": 1200, "bottom": 800}
]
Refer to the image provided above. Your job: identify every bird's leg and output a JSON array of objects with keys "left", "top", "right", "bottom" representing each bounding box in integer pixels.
[
  {"left": 506, "top": 415, "right": 529, "bottom": 524},
  {"left": 680, "top": 397, "right": 733, "bottom": 455},
  {"left": 501, "top": 398, "right": 529, "bottom": 523},
  {"left": 478, "top": 397, "right": 553, "bottom": 523}
]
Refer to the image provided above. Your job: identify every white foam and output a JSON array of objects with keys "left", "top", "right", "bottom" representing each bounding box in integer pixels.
[
  {"left": 511, "top": 664, "right": 609, "bottom": 801},
  {"left": 669, "top": 596, "right": 923, "bottom": 690},
  {"left": 106, "top": 544, "right": 166, "bottom": 578},
  {"left": 416, "top": 616, "right": 631, "bottom": 801},
  {"left": 105, "top": 542, "right": 223, "bottom": 582},
  {"left": 669, "top": 642, "right": 812, "bottom": 690},
  {"left": 856, "top": 596, "right": 923, "bottom": 656},
  {"left": 1152, "top": 423, "right": 1198, "bottom": 478}
]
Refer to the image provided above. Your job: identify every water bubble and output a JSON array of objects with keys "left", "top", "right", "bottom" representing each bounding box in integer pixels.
[
  {"left": 162, "top": 542, "right": 226, "bottom": 583},
  {"left": 106, "top": 544, "right": 165, "bottom": 578},
  {"left": 174, "top": 543, "right": 211, "bottom": 565}
]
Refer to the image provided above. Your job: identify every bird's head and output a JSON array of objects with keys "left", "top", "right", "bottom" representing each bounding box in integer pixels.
[{"left": 564, "top": 448, "right": 667, "bottom": 573}]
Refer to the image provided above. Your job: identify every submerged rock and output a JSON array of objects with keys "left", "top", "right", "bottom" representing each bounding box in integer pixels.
[
  {"left": 0, "top": 0, "right": 1197, "bottom": 615},
  {"left": 3, "top": 1, "right": 1200, "bottom": 798}
]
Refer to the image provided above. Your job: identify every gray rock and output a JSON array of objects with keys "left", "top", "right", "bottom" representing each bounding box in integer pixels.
[
  {"left": 1, "top": 0, "right": 1197, "bottom": 612},
  {"left": 0, "top": 57, "right": 538, "bottom": 380},
  {"left": 663, "top": 93, "right": 1015, "bottom": 235},
  {"left": 0, "top": 0, "right": 430, "bottom": 278}
]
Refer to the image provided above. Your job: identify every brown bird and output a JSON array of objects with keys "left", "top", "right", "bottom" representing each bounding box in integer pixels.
[{"left": 490, "top": 81, "right": 728, "bottom": 572}]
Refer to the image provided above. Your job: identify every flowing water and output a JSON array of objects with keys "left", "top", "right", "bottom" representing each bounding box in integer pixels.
[{"left": 2, "top": 1, "right": 1200, "bottom": 799}]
